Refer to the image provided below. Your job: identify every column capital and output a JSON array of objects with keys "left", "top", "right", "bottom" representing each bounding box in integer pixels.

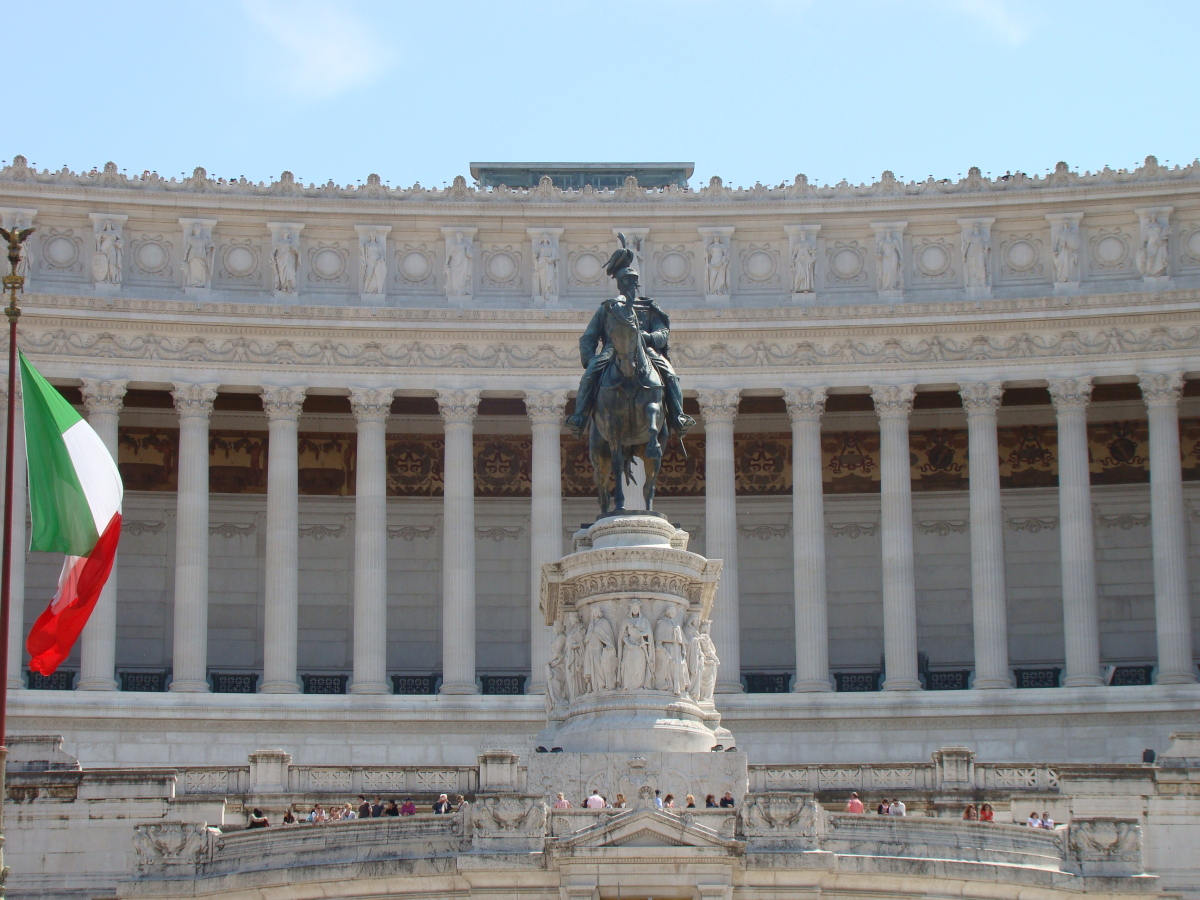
[
  {"left": 696, "top": 388, "right": 740, "bottom": 424},
  {"left": 1047, "top": 376, "right": 1093, "bottom": 413},
  {"left": 437, "top": 388, "right": 481, "bottom": 426},
  {"left": 958, "top": 381, "right": 1004, "bottom": 414},
  {"left": 871, "top": 384, "right": 916, "bottom": 419},
  {"left": 172, "top": 382, "right": 219, "bottom": 419},
  {"left": 349, "top": 387, "right": 393, "bottom": 424},
  {"left": 80, "top": 378, "right": 127, "bottom": 416},
  {"left": 1138, "top": 372, "right": 1184, "bottom": 409},
  {"left": 524, "top": 389, "right": 570, "bottom": 426},
  {"left": 261, "top": 385, "right": 306, "bottom": 421},
  {"left": 783, "top": 387, "right": 827, "bottom": 422}
]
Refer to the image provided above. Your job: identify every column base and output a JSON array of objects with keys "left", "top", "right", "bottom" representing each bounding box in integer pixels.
[
  {"left": 439, "top": 681, "right": 480, "bottom": 695},
  {"left": 349, "top": 681, "right": 390, "bottom": 695},
  {"left": 972, "top": 676, "right": 1015, "bottom": 690},
  {"left": 75, "top": 677, "right": 119, "bottom": 691},
  {"left": 168, "top": 680, "right": 211, "bottom": 693},
  {"left": 715, "top": 680, "right": 744, "bottom": 694},
  {"left": 259, "top": 680, "right": 301, "bottom": 694},
  {"left": 526, "top": 679, "right": 547, "bottom": 695},
  {"left": 7, "top": 678, "right": 24, "bottom": 691},
  {"left": 1062, "top": 674, "right": 1105, "bottom": 688},
  {"left": 882, "top": 677, "right": 922, "bottom": 691},
  {"left": 1155, "top": 672, "right": 1198, "bottom": 685},
  {"left": 792, "top": 679, "right": 833, "bottom": 693}
]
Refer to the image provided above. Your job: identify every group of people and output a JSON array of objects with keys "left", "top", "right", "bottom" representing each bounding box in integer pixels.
[
  {"left": 245, "top": 792, "right": 466, "bottom": 828},
  {"left": 961, "top": 803, "right": 996, "bottom": 821},
  {"left": 554, "top": 789, "right": 738, "bottom": 810},
  {"left": 843, "top": 793, "right": 907, "bottom": 816},
  {"left": 1025, "top": 810, "right": 1057, "bottom": 828}
]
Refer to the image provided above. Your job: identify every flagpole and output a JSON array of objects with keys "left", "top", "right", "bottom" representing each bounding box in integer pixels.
[{"left": 0, "top": 225, "right": 32, "bottom": 897}]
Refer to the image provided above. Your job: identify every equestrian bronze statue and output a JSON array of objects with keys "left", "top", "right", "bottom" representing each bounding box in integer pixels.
[{"left": 565, "top": 234, "right": 695, "bottom": 514}]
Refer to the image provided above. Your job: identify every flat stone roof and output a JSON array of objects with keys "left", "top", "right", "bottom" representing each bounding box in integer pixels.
[{"left": 469, "top": 162, "right": 694, "bottom": 189}]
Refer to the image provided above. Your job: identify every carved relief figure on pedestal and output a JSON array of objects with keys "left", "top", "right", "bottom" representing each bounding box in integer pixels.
[
  {"left": 653, "top": 605, "right": 688, "bottom": 695},
  {"left": 444, "top": 230, "right": 473, "bottom": 297},
  {"left": 583, "top": 606, "right": 619, "bottom": 693},
  {"left": 532, "top": 232, "right": 558, "bottom": 304},
  {"left": 682, "top": 611, "right": 702, "bottom": 695},
  {"left": 564, "top": 611, "right": 587, "bottom": 699},
  {"left": 361, "top": 233, "right": 387, "bottom": 294},
  {"left": 1052, "top": 219, "right": 1081, "bottom": 283},
  {"left": 876, "top": 231, "right": 902, "bottom": 292},
  {"left": 705, "top": 234, "right": 730, "bottom": 295},
  {"left": 791, "top": 234, "right": 817, "bottom": 294},
  {"left": 272, "top": 231, "right": 299, "bottom": 294},
  {"left": 618, "top": 600, "right": 654, "bottom": 689},
  {"left": 545, "top": 618, "right": 569, "bottom": 712},
  {"left": 695, "top": 619, "right": 719, "bottom": 703},
  {"left": 1137, "top": 216, "right": 1169, "bottom": 277},
  {"left": 182, "top": 224, "right": 214, "bottom": 288},
  {"left": 92, "top": 219, "right": 122, "bottom": 285},
  {"left": 963, "top": 222, "right": 991, "bottom": 288}
]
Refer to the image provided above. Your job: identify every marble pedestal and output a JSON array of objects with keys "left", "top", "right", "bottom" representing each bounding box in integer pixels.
[{"left": 539, "top": 515, "right": 730, "bottom": 753}]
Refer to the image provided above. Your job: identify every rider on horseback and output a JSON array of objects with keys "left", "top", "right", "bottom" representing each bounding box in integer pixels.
[{"left": 564, "top": 236, "right": 697, "bottom": 440}]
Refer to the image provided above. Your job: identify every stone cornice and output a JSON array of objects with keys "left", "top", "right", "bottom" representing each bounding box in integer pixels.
[
  {"left": 12, "top": 291, "right": 1200, "bottom": 386},
  {"left": 4, "top": 156, "right": 1198, "bottom": 212}
]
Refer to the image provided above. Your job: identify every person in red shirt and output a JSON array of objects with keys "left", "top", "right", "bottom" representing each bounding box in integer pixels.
[
  {"left": 844, "top": 792, "right": 865, "bottom": 813},
  {"left": 400, "top": 798, "right": 417, "bottom": 816},
  {"left": 979, "top": 803, "right": 995, "bottom": 822}
]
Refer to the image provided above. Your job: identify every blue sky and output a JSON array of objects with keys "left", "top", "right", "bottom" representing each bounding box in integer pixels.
[{"left": 7, "top": 1, "right": 1198, "bottom": 189}]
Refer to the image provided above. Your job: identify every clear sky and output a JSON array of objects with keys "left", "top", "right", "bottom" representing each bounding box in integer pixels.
[{"left": 6, "top": 0, "right": 1198, "bottom": 189}]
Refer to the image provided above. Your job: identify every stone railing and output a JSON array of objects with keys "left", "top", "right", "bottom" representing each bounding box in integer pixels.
[
  {"left": 749, "top": 757, "right": 1059, "bottom": 796},
  {"left": 823, "top": 812, "right": 1064, "bottom": 870},
  {"left": 130, "top": 799, "right": 1145, "bottom": 883},
  {"left": 173, "top": 763, "right": 476, "bottom": 797},
  {"left": 133, "top": 814, "right": 465, "bottom": 879}
]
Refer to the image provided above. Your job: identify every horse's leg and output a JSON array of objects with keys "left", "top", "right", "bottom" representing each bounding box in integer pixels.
[
  {"left": 611, "top": 442, "right": 626, "bottom": 511},
  {"left": 640, "top": 445, "right": 662, "bottom": 510},
  {"left": 590, "top": 423, "right": 612, "bottom": 516}
]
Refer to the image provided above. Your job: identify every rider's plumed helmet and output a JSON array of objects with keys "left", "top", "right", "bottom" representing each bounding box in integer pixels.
[{"left": 604, "top": 233, "right": 638, "bottom": 281}]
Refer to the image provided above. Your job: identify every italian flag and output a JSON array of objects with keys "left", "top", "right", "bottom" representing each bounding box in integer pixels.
[{"left": 21, "top": 353, "right": 123, "bottom": 675}]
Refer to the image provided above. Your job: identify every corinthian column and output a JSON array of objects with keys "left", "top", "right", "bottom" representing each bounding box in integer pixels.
[
  {"left": 525, "top": 389, "right": 569, "bottom": 694},
  {"left": 697, "top": 388, "right": 742, "bottom": 692},
  {"left": 168, "top": 383, "right": 219, "bottom": 692},
  {"left": 1048, "top": 377, "right": 1103, "bottom": 687},
  {"left": 350, "top": 388, "right": 392, "bottom": 694},
  {"left": 1138, "top": 373, "right": 1196, "bottom": 684},
  {"left": 438, "top": 389, "right": 481, "bottom": 694},
  {"left": 785, "top": 387, "right": 832, "bottom": 691},
  {"left": 959, "top": 381, "right": 1012, "bottom": 689},
  {"left": 260, "top": 385, "right": 306, "bottom": 694},
  {"left": 77, "top": 378, "right": 127, "bottom": 691},
  {"left": 0, "top": 380, "right": 26, "bottom": 690},
  {"left": 872, "top": 384, "right": 921, "bottom": 691}
]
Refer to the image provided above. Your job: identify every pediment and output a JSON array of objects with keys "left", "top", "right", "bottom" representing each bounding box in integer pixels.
[{"left": 551, "top": 809, "right": 740, "bottom": 852}]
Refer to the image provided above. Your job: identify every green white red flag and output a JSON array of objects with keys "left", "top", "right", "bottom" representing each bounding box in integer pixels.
[{"left": 20, "top": 352, "right": 123, "bottom": 674}]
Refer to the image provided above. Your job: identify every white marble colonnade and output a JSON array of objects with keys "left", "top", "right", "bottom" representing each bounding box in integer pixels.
[{"left": 7, "top": 371, "right": 1196, "bottom": 694}]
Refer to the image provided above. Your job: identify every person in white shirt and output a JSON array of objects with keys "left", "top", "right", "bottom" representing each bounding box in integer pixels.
[
  {"left": 1027, "top": 810, "right": 1042, "bottom": 827},
  {"left": 888, "top": 798, "right": 906, "bottom": 816},
  {"left": 585, "top": 791, "right": 604, "bottom": 809},
  {"left": 1040, "top": 811, "right": 1055, "bottom": 829},
  {"left": 654, "top": 790, "right": 663, "bottom": 809}
]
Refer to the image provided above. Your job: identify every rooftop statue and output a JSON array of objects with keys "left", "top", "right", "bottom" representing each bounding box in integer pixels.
[{"left": 565, "top": 234, "right": 695, "bottom": 514}]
